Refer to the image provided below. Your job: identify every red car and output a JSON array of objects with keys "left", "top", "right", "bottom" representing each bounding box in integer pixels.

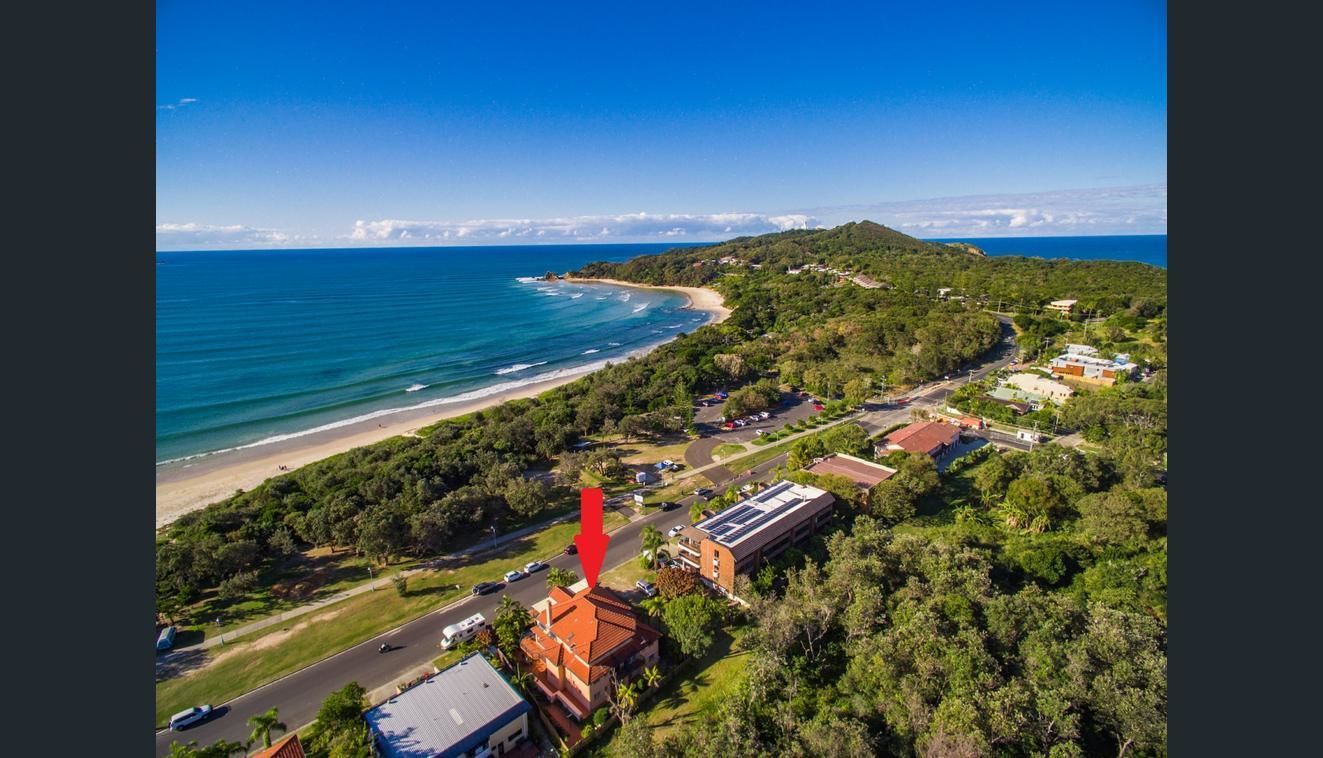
[
  {"left": 723, "top": 421, "right": 735, "bottom": 429},
  {"left": 813, "top": 404, "right": 825, "bottom": 411}
]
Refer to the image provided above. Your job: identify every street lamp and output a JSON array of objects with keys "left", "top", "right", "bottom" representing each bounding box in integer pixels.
[{"left": 490, "top": 525, "right": 498, "bottom": 550}]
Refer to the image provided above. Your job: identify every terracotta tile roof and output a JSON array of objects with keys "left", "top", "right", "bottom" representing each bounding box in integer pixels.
[
  {"left": 881, "top": 421, "right": 960, "bottom": 456},
  {"left": 805, "top": 453, "right": 896, "bottom": 487},
  {"left": 251, "top": 734, "right": 305, "bottom": 758},
  {"left": 524, "top": 585, "right": 659, "bottom": 684}
]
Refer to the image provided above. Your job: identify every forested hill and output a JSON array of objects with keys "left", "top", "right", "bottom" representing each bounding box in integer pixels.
[
  {"left": 573, "top": 220, "right": 1166, "bottom": 314},
  {"left": 160, "top": 221, "right": 1166, "bottom": 757}
]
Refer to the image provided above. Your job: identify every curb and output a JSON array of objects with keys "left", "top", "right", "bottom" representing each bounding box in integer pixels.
[{"left": 154, "top": 511, "right": 643, "bottom": 734}]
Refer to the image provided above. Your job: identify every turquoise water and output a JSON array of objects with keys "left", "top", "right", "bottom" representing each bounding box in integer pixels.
[
  {"left": 155, "top": 244, "right": 706, "bottom": 464},
  {"left": 929, "top": 234, "right": 1167, "bottom": 268}
]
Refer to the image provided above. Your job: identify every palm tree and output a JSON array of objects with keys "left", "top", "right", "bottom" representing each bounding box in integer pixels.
[
  {"left": 640, "top": 525, "right": 663, "bottom": 567},
  {"left": 246, "top": 707, "right": 287, "bottom": 749},
  {"left": 642, "top": 665, "right": 661, "bottom": 689},
  {"left": 546, "top": 567, "right": 578, "bottom": 589},
  {"left": 615, "top": 680, "right": 640, "bottom": 717},
  {"left": 689, "top": 500, "right": 706, "bottom": 524},
  {"left": 510, "top": 664, "right": 534, "bottom": 694},
  {"left": 639, "top": 596, "right": 666, "bottom": 618}
]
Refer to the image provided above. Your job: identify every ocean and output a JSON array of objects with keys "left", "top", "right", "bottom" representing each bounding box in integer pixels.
[
  {"left": 157, "top": 234, "right": 1163, "bottom": 464},
  {"left": 928, "top": 234, "right": 1167, "bottom": 268},
  {"left": 155, "top": 244, "right": 707, "bottom": 464}
]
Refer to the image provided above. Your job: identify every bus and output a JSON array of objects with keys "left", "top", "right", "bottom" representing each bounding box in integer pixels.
[{"left": 440, "top": 613, "right": 487, "bottom": 649}]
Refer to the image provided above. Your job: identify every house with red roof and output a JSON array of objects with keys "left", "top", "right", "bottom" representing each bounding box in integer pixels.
[
  {"left": 520, "top": 584, "right": 660, "bottom": 720},
  {"left": 875, "top": 420, "right": 961, "bottom": 460},
  {"left": 251, "top": 734, "right": 305, "bottom": 758}
]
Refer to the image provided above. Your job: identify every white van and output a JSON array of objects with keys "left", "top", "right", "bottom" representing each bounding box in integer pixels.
[
  {"left": 1016, "top": 429, "right": 1041, "bottom": 443},
  {"left": 440, "top": 613, "right": 487, "bottom": 649}
]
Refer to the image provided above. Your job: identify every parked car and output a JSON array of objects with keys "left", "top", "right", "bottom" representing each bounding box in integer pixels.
[
  {"left": 813, "top": 404, "right": 825, "bottom": 411},
  {"left": 723, "top": 421, "right": 735, "bottom": 429},
  {"left": 503, "top": 570, "right": 525, "bottom": 583},
  {"left": 636, "top": 580, "right": 658, "bottom": 597},
  {"left": 169, "top": 705, "right": 213, "bottom": 731},
  {"left": 693, "top": 488, "right": 713, "bottom": 500},
  {"left": 758, "top": 411, "right": 771, "bottom": 420},
  {"left": 471, "top": 582, "right": 500, "bottom": 596},
  {"left": 524, "top": 561, "right": 548, "bottom": 573},
  {"left": 668, "top": 525, "right": 686, "bottom": 538},
  {"left": 659, "top": 501, "right": 677, "bottom": 511},
  {"left": 563, "top": 543, "right": 578, "bottom": 555}
]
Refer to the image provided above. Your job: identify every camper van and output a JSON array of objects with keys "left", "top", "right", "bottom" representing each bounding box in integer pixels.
[{"left": 440, "top": 613, "right": 488, "bottom": 649}]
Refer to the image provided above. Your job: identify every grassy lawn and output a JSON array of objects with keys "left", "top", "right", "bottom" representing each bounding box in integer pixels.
[
  {"left": 175, "top": 550, "right": 418, "bottom": 639},
  {"left": 710, "top": 443, "right": 746, "bottom": 460},
  {"left": 597, "top": 557, "right": 657, "bottom": 594},
  {"left": 618, "top": 439, "right": 693, "bottom": 465},
  {"left": 644, "top": 629, "right": 750, "bottom": 739},
  {"left": 155, "top": 511, "right": 627, "bottom": 727}
]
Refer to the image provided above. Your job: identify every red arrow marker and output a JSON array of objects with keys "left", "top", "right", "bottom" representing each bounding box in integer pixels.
[{"left": 573, "top": 488, "right": 611, "bottom": 588}]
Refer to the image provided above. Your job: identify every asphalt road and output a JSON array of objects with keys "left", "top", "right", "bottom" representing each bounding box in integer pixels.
[
  {"left": 157, "top": 315, "right": 1021, "bottom": 755},
  {"left": 155, "top": 501, "right": 696, "bottom": 755}
]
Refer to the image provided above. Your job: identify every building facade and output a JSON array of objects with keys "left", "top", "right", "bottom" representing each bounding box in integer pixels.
[
  {"left": 521, "top": 584, "right": 660, "bottom": 721},
  {"left": 675, "top": 481, "right": 835, "bottom": 597}
]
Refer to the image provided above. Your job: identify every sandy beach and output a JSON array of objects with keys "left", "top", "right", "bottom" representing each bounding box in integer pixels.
[
  {"left": 156, "top": 279, "right": 728, "bottom": 528},
  {"left": 564, "top": 277, "right": 731, "bottom": 323}
]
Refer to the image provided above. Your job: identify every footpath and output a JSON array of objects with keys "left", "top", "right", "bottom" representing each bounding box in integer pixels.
[{"left": 166, "top": 507, "right": 594, "bottom": 654}]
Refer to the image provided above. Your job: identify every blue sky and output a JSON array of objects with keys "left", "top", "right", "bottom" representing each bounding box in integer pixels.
[{"left": 156, "top": 0, "right": 1166, "bottom": 249}]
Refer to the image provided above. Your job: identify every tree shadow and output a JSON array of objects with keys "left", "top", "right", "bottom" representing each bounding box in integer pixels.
[{"left": 155, "top": 648, "right": 211, "bottom": 682}]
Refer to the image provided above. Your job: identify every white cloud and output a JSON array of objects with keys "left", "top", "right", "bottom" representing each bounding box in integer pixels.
[
  {"left": 157, "top": 97, "right": 199, "bottom": 111},
  {"left": 347, "top": 212, "right": 820, "bottom": 243},
  {"left": 156, "top": 223, "right": 310, "bottom": 249},
  {"left": 802, "top": 184, "right": 1167, "bottom": 237},
  {"left": 156, "top": 185, "right": 1165, "bottom": 251}
]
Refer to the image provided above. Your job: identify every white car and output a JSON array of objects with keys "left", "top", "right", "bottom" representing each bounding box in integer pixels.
[
  {"left": 758, "top": 411, "right": 771, "bottom": 419},
  {"left": 668, "top": 525, "right": 685, "bottom": 538},
  {"left": 523, "top": 561, "right": 548, "bottom": 574},
  {"left": 503, "top": 570, "right": 524, "bottom": 583},
  {"left": 169, "top": 705, "right": 213, "bottom": 731}
]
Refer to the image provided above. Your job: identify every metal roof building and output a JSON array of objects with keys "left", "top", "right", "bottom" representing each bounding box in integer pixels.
[
  {"left": 692, "top": 481, "right": 834, "bottom": 560},
  {"left": 365, "top": 653, "right": 532, "bottom": 758}
]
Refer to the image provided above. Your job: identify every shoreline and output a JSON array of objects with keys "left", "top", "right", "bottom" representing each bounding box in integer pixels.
[
  {"left": 563, "top": 277, "right": 731, "bottom": 324},
  {"left": 155, "top": 280, "right": 729, "bottom": 528}
]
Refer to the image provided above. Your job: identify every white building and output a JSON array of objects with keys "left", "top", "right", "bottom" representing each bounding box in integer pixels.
[
  {"left": 1045, "top": 299, "right": 1078, "bottom": 315},
  {"left": 1005, "top": 372, "right": 1074, "bottom": 403},
  {"left": 365, "top": 653, "right": 532, "bottom": 758}
]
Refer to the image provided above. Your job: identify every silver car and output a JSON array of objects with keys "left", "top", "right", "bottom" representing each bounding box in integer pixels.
[{"left": 169, "top": 705, "right": 213, "bottom": 731}]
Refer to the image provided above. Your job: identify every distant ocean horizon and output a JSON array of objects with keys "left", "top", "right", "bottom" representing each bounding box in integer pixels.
[
  {"left": 927, "top": 234, "right": 1166, "bottom": 268},
  {"left": 157, "top": 234, "right": 1162, "bottom": 464}
]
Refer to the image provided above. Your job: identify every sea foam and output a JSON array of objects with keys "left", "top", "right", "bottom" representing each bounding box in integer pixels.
[{"left": 495, "top": 361, "right": 548, "bottom": 375}]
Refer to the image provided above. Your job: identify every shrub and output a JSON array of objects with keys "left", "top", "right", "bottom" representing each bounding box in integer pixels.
[{"left": 391, "top": 574, "right": 408, "bottom": 596}]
